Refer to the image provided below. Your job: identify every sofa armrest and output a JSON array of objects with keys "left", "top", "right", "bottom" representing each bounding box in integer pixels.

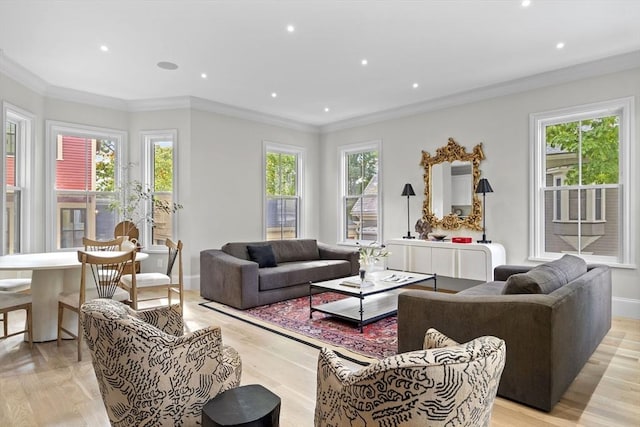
[
  {"left": 200, "top": 249, "right": 259, "bottom": 309},
  {"left": 317, "top": 242, "right": 360, "bottom": 275},
  {"left": 493, "top": 264, "right": 533, "bottom": 281},
  {"left": 398, "top": 290, "right": 556, "bottom": 410}
]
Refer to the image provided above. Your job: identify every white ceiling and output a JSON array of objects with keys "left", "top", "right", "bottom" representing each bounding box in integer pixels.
[{"left": 1, "top": 0, "right": 639, "bottom": 127}]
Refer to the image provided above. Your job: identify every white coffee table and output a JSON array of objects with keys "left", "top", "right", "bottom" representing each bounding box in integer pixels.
[{"left": 309, "top": 270, "right": 436, "bottom": 332}]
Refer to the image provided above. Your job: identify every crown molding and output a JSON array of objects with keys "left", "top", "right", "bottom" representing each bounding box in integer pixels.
[
  {"left": 45, "top": 85, "right": 128, "bottom": 110},
  {"left": 319, "top": 50, "right": 640, "bottom": 133},
  {"left": 0, "top": 49, "right": 48, "bottom": 94},
  {"left": 127, "top": 96, "right": 193, "bottom": 112},
  {"left": 128, "top": 96, "right": 318, "bottom": 133},
  {"left": 188, "top": 97, "right": 320, "bottom": 133}
]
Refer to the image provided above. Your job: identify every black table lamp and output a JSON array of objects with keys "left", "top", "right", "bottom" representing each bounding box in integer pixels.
[
  {"left": 401, "top": 183, "right": 416, "bottom": 239},
  {"left": 475, "top": 178, "right": 494, "bottom": 243}
]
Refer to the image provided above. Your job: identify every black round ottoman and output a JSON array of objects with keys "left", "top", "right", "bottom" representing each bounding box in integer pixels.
[{"left": 202, "top": 384, "right": 281, "bottom": 427}]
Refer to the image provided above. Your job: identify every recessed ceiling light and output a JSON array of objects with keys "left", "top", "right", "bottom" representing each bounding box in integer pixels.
[
  {"left": 412, "top": 83, "right": 419, "bottom": 89},
  {"left": 521, "top": 0, "right": 531, "bottom": 7},
  {"left": 100, "top": 45, "right": 109, "bottom": 52},
  {"left": 324, "top": 107, "right": 330, "bottom": 112},
  {"left": 361, "top": 59, "right": 368, "bottom": 66},
  {"left": 287, "top": 24, "right": 295, "bottom": 33},
  {"left": 157, "top": 61, "right": 179, "bottom": 70},
  {"left": 271, "top": 92, "right": 278, "bottom": 98},
  {"left": 201, "top": 73, "right": 207, "bottom": 79},
  {"left": 556, "top": 42, "right": 565, "bottom": 49}
]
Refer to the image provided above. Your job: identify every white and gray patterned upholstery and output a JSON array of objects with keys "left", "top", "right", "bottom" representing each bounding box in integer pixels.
[
  {"left": 81, "top": 299, "right": 242, "bottom": 427},
  {"left": 315, "top": 328, "right": 506, "bottom": 427}
]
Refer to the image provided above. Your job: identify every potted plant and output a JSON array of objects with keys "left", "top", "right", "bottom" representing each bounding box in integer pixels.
[
  {"left": 357, "top": 242, "right": 390, "bottom": 281},
  {"left": 109, "top": 180, "right": 183, "bottom": 247}
]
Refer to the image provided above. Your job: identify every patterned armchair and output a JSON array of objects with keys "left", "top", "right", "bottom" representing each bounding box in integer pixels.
[
  {"left": 315, "top": 329, "right": 505, "bottom": 427},
  {"left": 80, "top": 299, "right": 242, "bottom": 427}
]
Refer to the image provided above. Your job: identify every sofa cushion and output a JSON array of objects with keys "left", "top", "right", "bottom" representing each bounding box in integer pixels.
[
  {"left": 270, "top": 239, "right": 320, "bottom": 263},
  {"left": 247, "top": 244, "right": 278, "bottom": 268},
  {"left": 258, "top": 260, "right": 352, "bottom": 291},
  {"left": 502, "top": 254, "right": 586, "bottom": 295},
  {"left": 458, "top": 281, "right": 506, "bottom": 296}
]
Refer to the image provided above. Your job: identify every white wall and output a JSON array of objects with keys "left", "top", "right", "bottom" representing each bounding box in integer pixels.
[
  {"left": 186, "top": 109, "right": 320, "bottom": 281},
  {"left": 319, "top": 67, "right": 640, "bottom": 318}
]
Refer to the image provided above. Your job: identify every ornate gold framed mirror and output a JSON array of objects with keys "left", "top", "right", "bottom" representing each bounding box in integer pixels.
[{"left": 420, "top": 138, "right": 485, "bottom": 230}]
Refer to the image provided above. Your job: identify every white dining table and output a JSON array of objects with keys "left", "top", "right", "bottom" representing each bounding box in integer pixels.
[{"left": 0, "top": 251, "right": 148, "bottom": 342}]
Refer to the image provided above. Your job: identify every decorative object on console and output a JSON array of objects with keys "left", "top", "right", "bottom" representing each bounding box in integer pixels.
[
  {"left": 414, "top": 218, "right": 432, "bottom": 240},
  {"left": 429, "top": 234, "right": 447, "bottom": 241},
  {"left": 357, "top": 242, "right": 390, "bottom": 282},
  {"left": 401, "top": 183, "right": 416, "bottom": 239},
  {"left": 475, "top": 178, "right": 494, "bottom": 243},
  {"left": 452, "top": 236, "right": 472, "bottom": 243}
]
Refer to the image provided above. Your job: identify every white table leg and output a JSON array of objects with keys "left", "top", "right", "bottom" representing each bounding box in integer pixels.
[{"left": 29, "top": 268, "right": 81, "bottom": 342}]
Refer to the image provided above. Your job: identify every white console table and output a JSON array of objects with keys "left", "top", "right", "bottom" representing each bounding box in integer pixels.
[{"left": 385, "top": 238, "right": 506, "bottom": 282}]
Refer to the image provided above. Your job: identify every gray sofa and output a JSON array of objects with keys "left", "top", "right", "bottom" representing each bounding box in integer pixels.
[
  {"left": 397, "top": 254, "right": 612, "bottom": 412},
  {"left": 200, "top": 239, "right": 359, "bottom": 309}
]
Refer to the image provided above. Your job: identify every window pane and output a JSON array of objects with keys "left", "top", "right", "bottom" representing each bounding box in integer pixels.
[
  {"left": 153, "top": 139, "right": 173, "bottom": 191},
  {"left": 265, "top": 150, "right": 299, "bottom": 240},
  {"left": 543, "top": 187, "right": 619, "bottom": 258},
  {"left": 5, "top": 120, "right": 19, "bottom": 253},
  {"left": 5, "top": 190, "right": 20, "bottom": 254},
  {"left": 266, "top": 197, "right": 298, "bottom": 240},
  {"left": 579, "top": 117, "right": 619, "bottom": 185},
  {"left": 546, "top": 116, "right": 619, "bottom": 187},
  {"left": 151, "top": 193, "right": 174, "bottom": 246},
  {"left": 266, "top": 152, "right": 297, "bottom": 196},
  {"left": 55, "top": 135, "right": 118, "bottom": 248},
  {"left": 343, "top": 148, "right": 379, "bottom": 242},
  {"left": 346, "top": 151, "right": 378, "bottom": 197}
]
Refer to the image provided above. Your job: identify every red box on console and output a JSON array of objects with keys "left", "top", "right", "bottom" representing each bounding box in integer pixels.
[{"left": 452, "top": 237, "right": 472, "bottom": 243}]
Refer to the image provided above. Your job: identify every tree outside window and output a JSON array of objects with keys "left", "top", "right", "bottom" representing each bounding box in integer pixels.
[{"left": 265, "top": 149, "right": 299, "bottom": 240}]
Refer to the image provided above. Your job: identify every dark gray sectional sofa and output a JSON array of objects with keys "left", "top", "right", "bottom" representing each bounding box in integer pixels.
[
  {"left": 397, "top": 254, "right": 612, "bottom": 412},
  {"left": 200, "top": 239, "right": 359, "bottom": 309}
]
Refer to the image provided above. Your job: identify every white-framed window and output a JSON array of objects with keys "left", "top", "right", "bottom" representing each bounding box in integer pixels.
[
  {"left": 530, "top": 97, "right": 634, "bottom": 266},
  {"left": 141, "top": 130, "right": 178, "bottom": 250},
  {"left": 340, "top": 140, "right": 381, "bottom": 245},
  {"left": 46, "top": 121, "right": 126, "bottom": 251},
  {"left": 263, "top": 142, "right": 303, "bottom": 240},
  {"left": 2, "top": 103, "right": 34, "bottom": 254}
]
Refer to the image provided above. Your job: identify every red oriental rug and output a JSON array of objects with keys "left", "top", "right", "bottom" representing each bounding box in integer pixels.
[{"left": 201, "top": 293, "right": 397, "bottom": 363}]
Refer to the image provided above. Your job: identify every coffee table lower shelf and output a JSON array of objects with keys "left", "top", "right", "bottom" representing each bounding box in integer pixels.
[
  {"left": 310, "top": 291, "right": 400, "bottom": 332},
  {"left": 309, "top": 271, "right": 436, "bottom": 333}
]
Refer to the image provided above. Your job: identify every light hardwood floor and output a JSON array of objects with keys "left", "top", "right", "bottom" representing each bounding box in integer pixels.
[{"left": 1, "top": 291, "right": 638, "bottom": 426}]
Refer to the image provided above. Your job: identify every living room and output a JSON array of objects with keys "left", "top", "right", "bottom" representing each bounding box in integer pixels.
[{"left": 0, "top": 1, "right": 639, "bottom": 425}]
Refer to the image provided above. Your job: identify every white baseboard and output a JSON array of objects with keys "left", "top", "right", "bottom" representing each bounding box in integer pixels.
[
  {"left": 184, "top": 275, "right": 199, "bottom": 292},
  {"left": 613, "top": 297, "right": 640, "bottom": 320}
]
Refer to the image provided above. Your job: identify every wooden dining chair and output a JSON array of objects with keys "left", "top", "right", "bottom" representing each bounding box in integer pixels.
[
  {"left": 82, "top": 236, "right": 124, "bottom": 252},
  {"left": 120, "top": 239, "right": 183, "bottom": 312},
  {"left": 57, "top": 250, "right": 134, "bottom": 361},
  {"left": 0, "top": 291, "right": 33, "bottom": 348}
]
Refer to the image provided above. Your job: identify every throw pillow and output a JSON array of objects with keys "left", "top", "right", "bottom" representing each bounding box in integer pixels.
[
  {"left": 247, "top": 245, "right": 277, "bottom": 268},
  {"left": 502, "top": 254, "right": 586, "bottom": 295},
  {"left": 502, "top": 272, "right": 546, "bottom": 294}
]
